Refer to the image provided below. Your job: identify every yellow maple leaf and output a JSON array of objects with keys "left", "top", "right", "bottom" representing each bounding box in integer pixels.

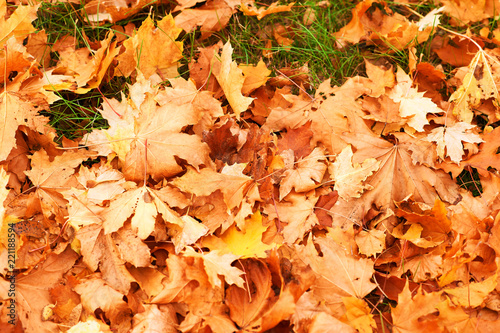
[
  {"left": 388, "top": 67, "right": 444, "bottom": 132},
  {"left": 329, "top": 145, "right": 380, "bottom": 201},
  {"left": 425, "top": 122, "right": 483, "bottom": 164},
  {"left": 449, "top": 48, "right": 499, "bottom": 123},
  {"left": 203, "top": 211, "right": 275, "bottom": 258},
  {"left": 342, "top": 297, "right": 377, "bottom": 333}
]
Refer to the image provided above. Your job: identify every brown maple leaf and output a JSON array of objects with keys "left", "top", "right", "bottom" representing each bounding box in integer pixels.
[
  {"left": 115, "top": 15, "right": 183, "bottom": 80},
  {"left": 0, "top": 248, "right": 78, "bottom": 332},
  {"left": 84, "top": 75, "right": 213, "bottom": 181},
  {"left": 174, "top": 0, "right": 236, "bottom": 39}
]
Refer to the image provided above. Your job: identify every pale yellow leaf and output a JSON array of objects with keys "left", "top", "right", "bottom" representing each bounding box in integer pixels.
[
  {"left": 329, "top": 145, "right": 380, "bottom": 201},
  {"left": 425, "top": 122, "right": 483, "bottom": 164}
]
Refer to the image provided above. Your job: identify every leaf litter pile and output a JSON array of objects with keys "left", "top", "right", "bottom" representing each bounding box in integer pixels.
[{"left": 3, "top": 0, "right": 500, "bottom": 332}]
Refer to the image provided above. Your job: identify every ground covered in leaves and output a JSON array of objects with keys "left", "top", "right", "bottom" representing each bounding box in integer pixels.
[{"left": 2, "top": 0, "right": 500, "bottom": 332}]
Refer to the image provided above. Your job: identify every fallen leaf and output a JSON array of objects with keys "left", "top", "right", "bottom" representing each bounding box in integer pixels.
[
  {"left": 329, "top": 145, "right": 380, "bottom": 201},
  {"left": 240, "top": 1, "right": 294, "bottom": 20},
  {"left": 213, "top": 42, "right": 254, "bottom": 119},
  {"left": 425, "top": 122, "right": 483, "bottom": 164}
]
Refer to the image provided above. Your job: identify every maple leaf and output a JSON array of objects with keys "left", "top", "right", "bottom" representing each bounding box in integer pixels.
[
  {"left": 391, "top": 281, "right": 442, "bottom": 333},
  {"left": 329, "top": 145, "right": 380, "bottom": 201},
  {"left": 54, "top": 31, "right": 119, "bottom": 93},
  {"left": 130, "top": 304, "right": 178, "bottom": 333},
  {"left": 441, "top": 0, "right": 500, "bottom": 25},
  {"left": 172, "top": 164, "right": 256, "bottom": 210},
  {"left": 116, "top": 15, "right": 183, "bottom": 80},
  {"left": 331, "top": 0, "right": 374, "bottom": 46},
  {"left": 388, "top": 67, "right": 444, "bottom": 132},
  {"left": 265, "top": 191, "right": 319, "bottom": 244},
  {"left": 460, "top": 125, "right": 500, "bottom": 175},
  {"left": 394, "top": 199, "right": 452, "bottom": 248},
  {"left": 174, "top": 0, "right": 236, "bottom": 39},
  {"left": 342, "top": 297, "right": 377, "bottom": 333},
  {"left": 416, "top": 7, "right": 444, "bottom": 31},
  {"left": 0, "top": 91, "right": 49, "bottom": 161},
  {"left": 264, "top": 77, "right": 370, "bottom": 156},
  {"left": 84, "top": 76, "right": 213, "bottom": 181},
  {"left": 0, "top": 248, "right": 78, "bottom": 332},
  {"left": 151, "top": 251, "right": 224, "bottom": 305},
  {"left": 213, "top": 41, "right": 254, "bottom": 119},
  {"left": 84, "top": 0, "right": 156, "bottom": 24},
  {"left": 76, "top": 223, "right": 147, "bottom": 294},
  {"left": 202, "top": 211, "right": 275, "bottom": 258},
  {"left": 331, "top": 130, "right": 461, "bottom": 228},
  {"left": 100, "top": 184, "right": 183, "bottom": 239},
  {"left": 355, "top": 229, "right": 386, "bottom": 257},
  {"left": 24, "top": 149, "right": 95, "bottom": 220},
  {"left": 239, "top": 60, "right": 272, "bottom": 94},
  {"left": 74, "top": 275, "right": 133, "bottom": 331},
  {"left": 225, "top": 259, "right": 296, "bottom": 331},
  {"left": 333, "top": 0, "right": 434, "bottom": 50},
  {"left": 183, "top": 246, "right": 245, "bottom": 288},
  {"left": 0, "top": 1, "right": 39, "bottom": 48},
  {"left": 298, "top": 235, "right": 376, "bottom": 298},
  {"left": 279, "top": 147, "right": 327, "bottom": 200},
  {"left": 449, "top": 48, "right": 499, "bottom": 123},
  {"left": 425, "top": 122, "right": 483, "bottom": 164},
  {"left": 443, "top": 273, "right": 497, "bottom": 307}
]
